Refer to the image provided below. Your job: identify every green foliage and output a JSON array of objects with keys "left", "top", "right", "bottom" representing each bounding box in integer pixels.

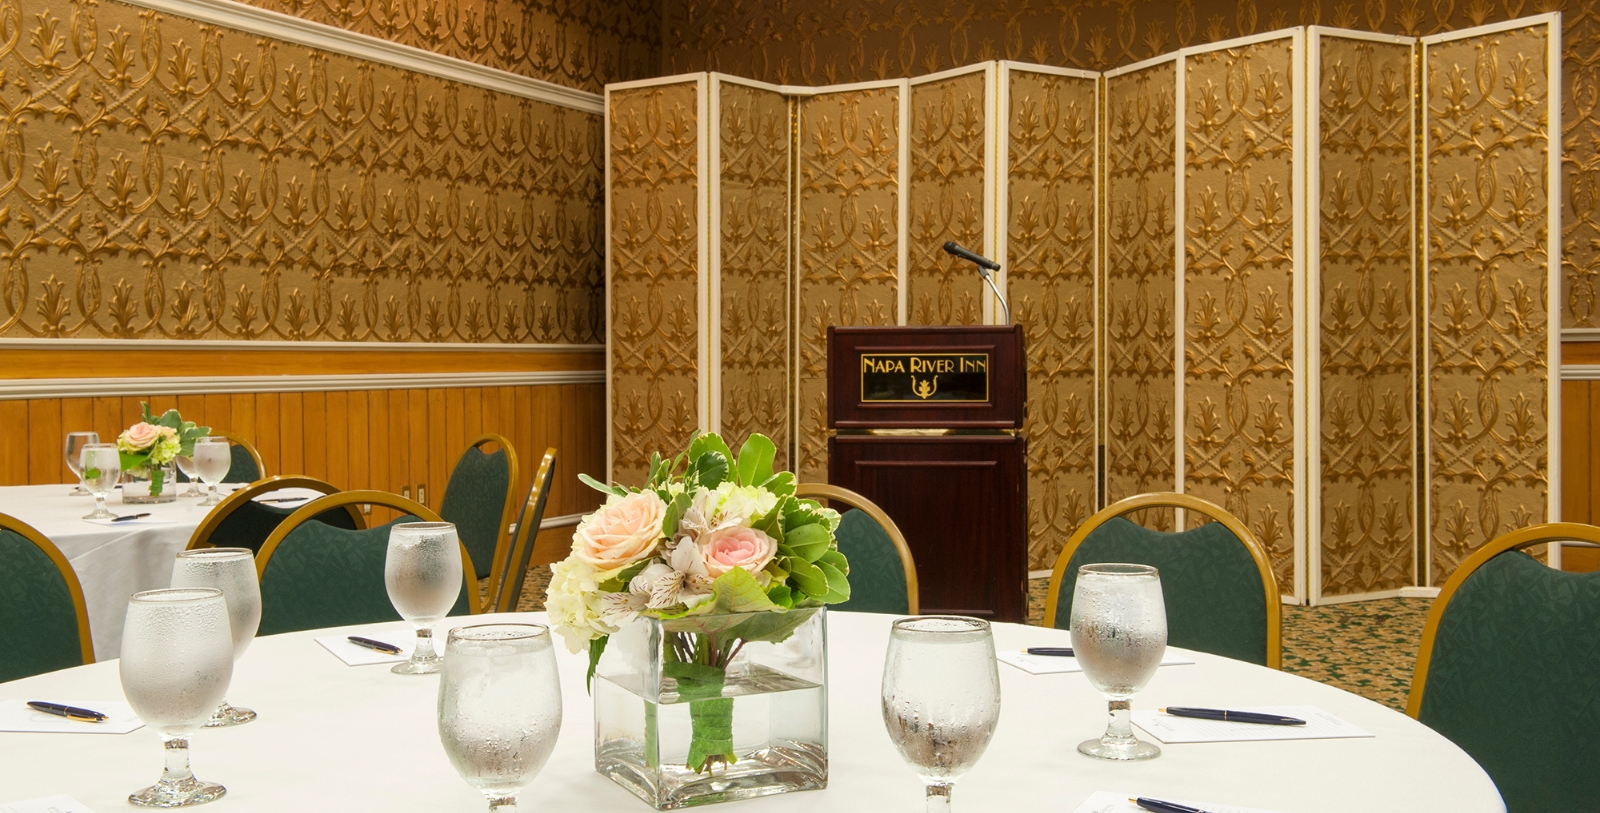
[
  {"left": 586, "top": 635, "right": 607, "bottom": 693},
  {"left": 140, "top": 402, "right": 209, "bottom": 458},
  {"left": 578, "top": 473, "right": 627, "bottom": 496},
  {"left": 784, "top": 523, "right": 831, "bottom": 563},
  {"left": 735, "top": 434, "right": 776, "bottom": 486}
]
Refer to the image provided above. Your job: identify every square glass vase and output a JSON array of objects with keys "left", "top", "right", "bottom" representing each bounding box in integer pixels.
[
  {"left": 594, "top": 606, "right": 828, "bottom": 809},
  {"left": 121, "top": 462, "right": 178, "bottom": 504}
]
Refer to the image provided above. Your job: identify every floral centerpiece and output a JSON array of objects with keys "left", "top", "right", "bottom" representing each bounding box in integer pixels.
[
  {"left": 116, "top": 403, "right": 209, "bottom": 501},
  {"left": 548, "top": 432, "right": 848, "bottom": 807}
]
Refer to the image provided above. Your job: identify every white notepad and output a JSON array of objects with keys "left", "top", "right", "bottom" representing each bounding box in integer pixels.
[
  {"left": 81, "top": 516, "right": 179, "bottom": 527},
  {"left": 0, "top": 701, "right": 144, "bottom": 735},
  {"left": 1071, "top": 790, "right": 1283, "bottom": 813},
  {"left": 997, "top": 649, "right": 1194, "bottom": 675},
  {"left": 0, "top": 796, "right": 95, "bottom": 813},
  {"left": 315, "top": 633, "right": 414, "bottom": 666},
  {"left": 1131, "top": 705, "right": 1373, "bottom": 743}
]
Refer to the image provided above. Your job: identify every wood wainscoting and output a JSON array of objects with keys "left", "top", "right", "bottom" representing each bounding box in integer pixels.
[
  {"left": 0, "top": 341, "right": 607, "bottom": 548},
  {"left": 1562, "top": 342, "right": 1600, "bottom": 572}
]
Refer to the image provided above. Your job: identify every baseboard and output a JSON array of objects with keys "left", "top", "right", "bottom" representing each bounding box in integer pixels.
[
  {"left": 1398, "top": 586, "right": 1441, "bottom": 598},
  {"left": 1028, "top": 569, "right": 1051, "bottom": 580}
]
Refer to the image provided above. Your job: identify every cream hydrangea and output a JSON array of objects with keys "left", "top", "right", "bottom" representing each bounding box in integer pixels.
[
  {"left": 714, "top": 482, "right": 779, "bottom": 525},
  {"left": 545, "top": 556, "right": 619, "bottom": 653}
]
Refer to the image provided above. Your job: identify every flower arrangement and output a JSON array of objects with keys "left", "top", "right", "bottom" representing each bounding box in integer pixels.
[
  {"left": 548, "top": 431, "right": 849, "bottom": 774},
  {"left": 114, "top": 403, "right": 209, "bottom": 497}
]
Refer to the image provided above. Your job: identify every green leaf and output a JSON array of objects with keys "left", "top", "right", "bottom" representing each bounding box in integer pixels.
[
  {"left": 783, "top": 498, "right": 830, "bottom": 533},
  {"left": 817, "top": 548, "right": 849, "bottom": 575},
  {"left": 689, "top": 433, "right": 734, "bottom": 464},
  {"left": 765, "top": 582, "right": 794, "bottom": 609},
  {"left": 578, "top": 473, "right": 626, "bottom": 496},
  {"left": 784, "top": 523, "right": 831, "bottom": 563},
  {"left": 816, "top": 559, "right": 851, "bottom": 603},
  {"left": 661, "top": 490, "right": 691, "bottom": 538},
  {"left": 140, "top": 402, "right": 155, "bottom": 423},
  {"left": 586, "top": 635, "right": 608, "bottom": 694},
  {"left": 761, "top": 471, "right": 796, "bottom": 498},
  {"left": 691, "top": 451, "right": 728, "bottom": 489},
  {"left": 597, "top": 559, "right": 652, "bottom": 592},
  {"left": 735, "top": 434, "right": 776, "bottom": 486},
  {"left": 787, "top": 558, "right": 828, "bottom": 597},
  {"left": 648, "top": 452, "right": 666, "bottom": 486}
]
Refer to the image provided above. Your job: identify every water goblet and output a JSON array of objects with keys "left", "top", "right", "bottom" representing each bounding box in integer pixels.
[
  {"left": 192, "top": 437, "right": 231, "bottom": 506},
  {"left": 175, "top": 455, "right": 204, "bottom": 497},
  {"left": 1071, "top": 563, "right": 1167, "bottom": 761},
  {"left": 385, "top": 521, "right": 463, "bottom": 675},
  {"left": 80, "top": 443, "right": 121, "bottom": 520},
  {"left": 438, "top": 624, "right": 563, "bottom": 813},
  {"left": 120, "top": 588, "right": 234, "bottom": 807},
  {"left": 882, "top": 616, "right": 1002, "bottom": 813},
  {"left": 64, "top": 431, "right": 98, "bottom": 495},
  {"left": 171, "top": 548, "right": 261, "bottom": 726}
]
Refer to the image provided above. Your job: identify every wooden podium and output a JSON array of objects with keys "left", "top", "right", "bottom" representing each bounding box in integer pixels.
[{"left": 826, "top": 325, "right": 1027, "bottom": 622}]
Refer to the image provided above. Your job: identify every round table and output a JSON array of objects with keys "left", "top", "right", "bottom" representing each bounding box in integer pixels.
[{"left": 0, "top": 612, "right": 1502, "bottom": 812}]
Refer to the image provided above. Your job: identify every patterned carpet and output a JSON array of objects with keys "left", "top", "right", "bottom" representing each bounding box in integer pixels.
[{"left": 509, "top": 568, "right": 1430, "bottom": 712}]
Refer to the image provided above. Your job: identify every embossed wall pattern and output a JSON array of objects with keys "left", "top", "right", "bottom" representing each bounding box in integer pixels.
[
  {"left": 717, "top": 80, "right": 791, "bottom": 470},
  {"left": 1425, "top": 28, "right": 1552, "bottom": 583},
  {"left": 608, "top": 81, "right": 701, "bottom": 485},
  {"left": 1104, "top": 60, "right": 1178, "bottom": 531},
  {"left": 1316, "top": 35, "right": 1416, "bottom": 597},
  {"left": 1183, "top": 39, "right": 1299, "bottom": 594},
  {"left": 907, "top": 70, "right": 985, "bottom": 326},
  {"left": 1004, "top": 68, "right": 1097, "bottom": 570},
  {"left": 0, "top": 0, "right": 603, "bottom": 344},
  {"left": 796, "top": 86, "right": 903, "bottom": 483}
]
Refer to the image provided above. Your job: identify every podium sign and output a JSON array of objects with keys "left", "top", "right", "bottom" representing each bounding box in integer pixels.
[{"left": 829, "top": 326, "right": 1025, "bottom": 429}]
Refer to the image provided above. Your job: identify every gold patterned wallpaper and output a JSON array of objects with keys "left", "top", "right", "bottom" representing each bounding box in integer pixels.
[
  {"left": 1425, "top": 26, "right": 1552, "bottom": 583},
  {"left": 1004, "top": 67, "right": 1098, "bottom": 571},
  {"left": 1182, "top": 38, "right": 1298, "bottom": 594},
  {"left": 796, "top": 85, "right": 903, "bottom": 483},
  {"left": 717, "top": 80, "right": 790, "bottom": 470},
  {"left": 1104, "top": 59, "right": 1178, "bottom": 531},
  {"left": 1317, "top": 34, "right": 1417, "bottom": 597},
  {"left": 608, "top": 81, "right": 701, "bottom": 484},
  {"left": 907, "top": 70, "right": 985, "bottom": 326}
]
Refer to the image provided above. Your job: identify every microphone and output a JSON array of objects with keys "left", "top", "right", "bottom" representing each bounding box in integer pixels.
[
  {"left": 943, "top": 241, "right": 1001, "bottom": 271},
  {"left": 941, "top": 241, "right": 1010, "bottom": 324}
]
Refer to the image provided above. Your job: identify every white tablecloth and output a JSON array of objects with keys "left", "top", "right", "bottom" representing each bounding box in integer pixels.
[
  {"left": 0, "top": 485, "right": 321, "bottom": 661},
  {"left": 0, "top": 612, "right": 1503, "bottom": 813}
]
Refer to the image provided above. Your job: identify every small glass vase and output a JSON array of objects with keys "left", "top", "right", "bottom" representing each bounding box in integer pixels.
[
  {"left": 122, "top": 462, "right": 178, "bottom": 504},
  {"left": 594, "top": 607, "right": 828, "bottom": 810}
]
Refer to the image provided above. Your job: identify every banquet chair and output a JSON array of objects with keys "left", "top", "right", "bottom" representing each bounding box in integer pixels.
[
  {"left": 255, "top": 491, "right": 478, "bottom": 636},
  {"left": 1407, "top": 522, "right": 1600, "bottom": 813},
  {"left": 0, "top": 512, "right": 94, "bottom": 681},
  {"left": 439, "top": 433, "right": 520, "bottom": 583},
  {"left": 211, "top": 430, "right": 266, "bottom": 483},
  {"left": 486, "top": 448, "right": 558, "bottom": 613},
  {"left": 795, "top": 483, "right": 919, "bottom": 614},
  {"left": 1045, "top": 493, "right": 1281, "bottom": 668},
  {"left": 186, "top": 475, "right": 363, "bottom": 554}
]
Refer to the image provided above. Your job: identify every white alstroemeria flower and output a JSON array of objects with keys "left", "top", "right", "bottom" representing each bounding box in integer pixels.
[
  {"left": 628, "top": 541, "right": 717, "bottom": 610},
  {"left": 678, "top": 487, "right": 742, "bottom": 540},
  {"left": 598, "top": 589, "right": 648, "bottom": 627}
]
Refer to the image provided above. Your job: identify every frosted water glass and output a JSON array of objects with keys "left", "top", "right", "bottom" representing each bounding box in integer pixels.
[
  {"left": 64, "top": 431, "right": 98, "bottom": 495},
  {"left": 80, "top": 443, "right": 121, "bottom": 520},
  {"left": 192, "top": 437, "right": 230, "bottom": 507},
  {"left": 438, "top": 624, "right": 562, "bottom": 813},
  {"left": 171, "top": 548, "right": 261, "bottom": 727},
  {"left": 882, "top": 616, "right": 1001, "bottom": 813},
  {"left": 119, "top": 588, "right": 234, "bottom": 807},
  {"left": 1070, "top": 563, "right": 1167, "bottom": 761},
  {"left": 385, "top": 521, "right": 462, "bottom": 675},
  {"left": 175, "top": 455, "right": 203, "bottom": 497}
]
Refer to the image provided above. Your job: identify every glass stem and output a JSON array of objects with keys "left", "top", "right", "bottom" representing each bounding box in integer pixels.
[
  {"left": 414, "top": 627, "right": 436, "bottom": 662},
  {"left": 925, "top": 781, "right": 953, "bottom": 813},
  {"left": 161, "top": 736, "right": 194, "bottom": 785},
  {"left": 487, "top": 797, "right": 516, "bottom": 813},
  {"left": 95, "top": 494, "right": 105, "bottom": 514},
  {"left": 1104, "top": 698, "right": 1133, "bottom": 742}
]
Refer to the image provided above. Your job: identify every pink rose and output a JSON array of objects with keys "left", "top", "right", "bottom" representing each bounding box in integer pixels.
[
  {"left": 698, "top": 525, "right": 778, "bottom": 579},
  {"left": 119, "top": 422, "right": 161, "bottom": 452},
  {"left": 573, "top": 491, "right": 667, "bottom": 570}
]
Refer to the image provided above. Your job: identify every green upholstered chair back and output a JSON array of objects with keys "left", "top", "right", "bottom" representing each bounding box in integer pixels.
[
  {"left": 1411, "top": 532, "right": 1600, "bottom": 813},
  {"left": 0, "top": 518, "right": 92, "bottom": 681},
  {"left": 257, "top": 516, "right": 475, "bottom": 636},
  {"left": 795, "top": 483, "right": 918, "bottom": 615},
  {"left": 1046, "top": 495, "right": 1279, "bottom": 668},
  {"left": 209, "top": 501, "right": 360, "bottom": 555},
  {"left": 225, "top": 443, "right": 262, "bottom": 483},
  {"left": 440, "top": 437, "right": 517, "bottom": 581},
  {"left": 489, "top": 450, "right": 556, "bottom": 614}
]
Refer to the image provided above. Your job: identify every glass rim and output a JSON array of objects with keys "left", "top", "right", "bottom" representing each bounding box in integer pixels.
[
  {"left": 392, "top": 521, "right": 456, "bottom": 533},
  {"left": 176, "top": 547, "right": 253, "bottom": 560},
  {"left": 446, "top": 622, "right": 550, "bottom": 644},
  {"left": 65, "top": 431, "right": 99, "bottom": 437},
  {"left": 130, "top": 587, "right": 224, "bottom": 604},
  {"left": 193, "top": 435, "right": 229, "bottom": 443},
  {"left": 1078, "top": 562, "right": 1159, "bottom": 578},
  {"left": 891, "top": 615, "right": 991, "bottom": 635},
  {"left": 81, "top": 442, "right": 117, "bottom": 449}
]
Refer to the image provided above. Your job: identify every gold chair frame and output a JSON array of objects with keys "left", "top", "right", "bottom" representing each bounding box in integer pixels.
[
  {"left": 257, "top": 490, "right": 480, "bottom": 615},
  {"left": 450, "top": 433, "right": 521, "bottom": 585},
  {"left": 1043, "top": 492, "right": 1282, "bottom": 669},
  {"left": 209, "top": 430, "right": 266, "bottom": 479},
  {"left": 0, "top": 511, "right": 94, "bottom": 665},
  {"left": 1406, "top": 521, "right": 1600, "bottom": 718},
  {"left": 186, "top": 475, "right": 360, "bottom": 551},
  {"left": 795, "top": 482, "right": 920, "bottom": 614},
  {"left": 488, "top": 448, "right": 557, "bottom": 613}
]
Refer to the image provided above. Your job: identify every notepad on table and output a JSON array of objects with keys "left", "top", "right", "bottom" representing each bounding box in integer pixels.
[
  {"left": 1131, "top": 705, "right": 1372, "bottom": 743},
  {"left": 81, "top": 516, "right": 177, "bottom": 527},
  {"left": 997, "top": 649, "right": 1194, "bottom": 675},
  {"left": 1071, "top": 790, "right": 1284, "bottom": 813},
  {"left": 315, "top": 632, "right": 414, "bottom": 666},
  {"left": 0, "top": 701, "right": 143, "bottom": 734},
  {"left": 0, "top": 795, "right": 96, "bottom": 813}
]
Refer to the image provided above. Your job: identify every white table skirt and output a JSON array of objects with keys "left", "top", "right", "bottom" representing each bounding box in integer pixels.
[
  {"left": 0, "top": 612, "right": 1503, "bottom": 813},
  {"left": 0, "top": 484, "right": 321, "bottom": 660}
]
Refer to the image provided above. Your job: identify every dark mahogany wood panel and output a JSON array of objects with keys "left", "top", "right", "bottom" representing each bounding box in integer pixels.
[
  {"left": 828, "top": 326, "right": 1025, "bottom": 428},
  {"left": 829, "top": 435, "right": 1028, "bottom": 621}
]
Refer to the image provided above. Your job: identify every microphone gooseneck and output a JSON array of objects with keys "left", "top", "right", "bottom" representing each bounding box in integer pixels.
[{"left": 942, "top": 241, "right": 1010, "bottom": 324}]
